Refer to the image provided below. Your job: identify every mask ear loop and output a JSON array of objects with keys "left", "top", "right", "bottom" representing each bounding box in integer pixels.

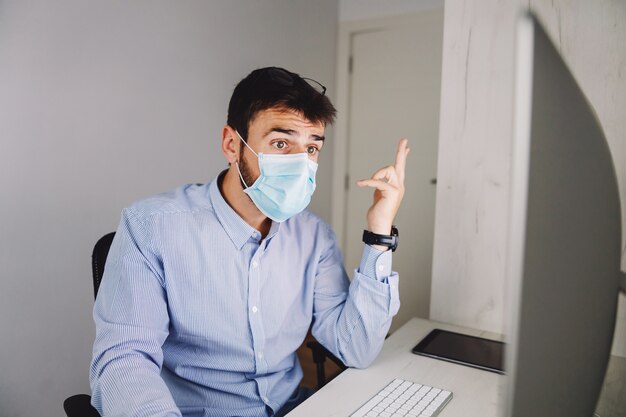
[
  {"left": 235, "top": 130, "right": 259, "bottom": 157},
  {"left": 235, "top": 162, "right": 249, "bottom": 189},
  {"left": 234, "top": 130, "right": 259, "bottom": 189}
]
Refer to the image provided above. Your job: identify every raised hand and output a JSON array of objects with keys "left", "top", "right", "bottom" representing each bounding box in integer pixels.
[{"left": 356, "top": 138, "right": 410, "bottom": 245}]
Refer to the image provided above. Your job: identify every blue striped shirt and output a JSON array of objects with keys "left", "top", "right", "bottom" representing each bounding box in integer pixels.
[{"left": 90, "top": 173, "right": 400, "bottom": 417}]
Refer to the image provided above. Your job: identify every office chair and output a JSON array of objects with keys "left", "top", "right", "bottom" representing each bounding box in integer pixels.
[
  {"left": 90, "top": 232, "right": 115, "bottom": 299},
  {"left": 306, "top": 340, "right": 346, "bottom": 389},
  {"left": 63, "top": 232, "right": 115, "bottom": 417},
  {"left": 65, "top": 232, "right": 344, "bottom": 416}
]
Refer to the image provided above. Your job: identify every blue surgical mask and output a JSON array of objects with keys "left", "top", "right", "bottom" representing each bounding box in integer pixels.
[{"left": 235, "top": 131, "right": 318, "bottom": 222}]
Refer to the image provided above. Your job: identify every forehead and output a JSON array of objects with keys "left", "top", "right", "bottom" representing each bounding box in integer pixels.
[{"left": 249, "top": 108, "right": 325, "bottom": 136}]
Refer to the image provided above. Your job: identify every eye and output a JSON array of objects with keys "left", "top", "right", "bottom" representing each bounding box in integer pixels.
[
  {"left": 306, "top": 145, "right": 319, "bottom": 155},
  {"left": 272, "top": 140, "right": 287, "bottom": 150}
]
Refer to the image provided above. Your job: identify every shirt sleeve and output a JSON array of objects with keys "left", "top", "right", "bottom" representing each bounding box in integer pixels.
[
  {"left": 310, "top": 224, "right": 400, "bottom": 369},
  {"left": 358, "top": 244, "right": 394, "bottom": 283},
  {"left": 89, "top": 208, "right": 182, "bottom": 417}
]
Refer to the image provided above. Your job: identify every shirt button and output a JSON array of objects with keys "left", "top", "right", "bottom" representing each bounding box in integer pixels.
[
  {"left": 262, "top": 396, "right": 269, "bottom": 403},
  {"left": 252, "top": 261, "right": 259, "bottom": 268},
  {"left": 258, "top": 352, "right": 264, "bottom": 359},
  {"left": 252, "top": 306, "right": 258, "bottom": 313},
  {"left": 378, "top": 265, "right": 385, "bottom": 271}
]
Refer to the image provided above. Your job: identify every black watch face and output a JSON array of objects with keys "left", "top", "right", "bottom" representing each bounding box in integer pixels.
[{"left": 390, "top": 227, "right": 398, "bottom": 251}]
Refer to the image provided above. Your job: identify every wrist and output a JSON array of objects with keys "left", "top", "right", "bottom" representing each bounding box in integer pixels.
[
  {"left": 367, "top": 223, "right": 393, "bottom": 235},
  {"left": 365, "top": 224, "right": 392, "bottom": 252}
]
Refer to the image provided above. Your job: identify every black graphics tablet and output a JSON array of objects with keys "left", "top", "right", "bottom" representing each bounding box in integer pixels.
[{"left": 411, "top": 329, "right": 505, "bottom": 374}]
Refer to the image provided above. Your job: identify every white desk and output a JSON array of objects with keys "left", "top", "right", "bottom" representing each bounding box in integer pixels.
[{"left": 288, "top": 318, "right": 504, "bottom": 417}]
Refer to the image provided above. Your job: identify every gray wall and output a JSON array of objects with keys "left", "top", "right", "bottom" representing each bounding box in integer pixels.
[
  {"left": 0, "top": 1, "right": 338, "bottom": 416},
  {"left": 430, "top": 0, "right": 626, "bottom": 356}
]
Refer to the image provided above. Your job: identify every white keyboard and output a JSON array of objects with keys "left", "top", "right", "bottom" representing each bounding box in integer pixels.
[{"left": 350, "top": 378, "right": 453, "bottom": 417}]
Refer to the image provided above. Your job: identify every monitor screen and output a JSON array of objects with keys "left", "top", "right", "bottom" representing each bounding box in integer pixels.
[{"left": 504, "top": 12, "right": 621, "bottom": 417}]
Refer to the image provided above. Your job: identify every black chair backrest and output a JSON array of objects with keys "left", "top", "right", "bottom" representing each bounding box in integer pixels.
[
  {"left": 63, "top": 234, "right": 115, "bottom": 417},
  {"left": 63, "top": 394, "right": 101, "bottom": 417},
  {"left": 91, "top": 232, "right": 115, "bottom": 299}
]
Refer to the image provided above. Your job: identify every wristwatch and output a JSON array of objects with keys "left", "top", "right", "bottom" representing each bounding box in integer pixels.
[{"left": 362, "top": 226, "right": 399, "bottom": 252}]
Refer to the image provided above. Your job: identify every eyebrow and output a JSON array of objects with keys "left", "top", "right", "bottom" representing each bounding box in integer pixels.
[{"left": 264, "top": 127, "right": 325, "bottom": 142}]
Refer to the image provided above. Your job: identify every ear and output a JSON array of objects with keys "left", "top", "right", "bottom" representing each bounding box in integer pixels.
[{"left": 221, "top": 125, "right": 240, "bottom": 164}]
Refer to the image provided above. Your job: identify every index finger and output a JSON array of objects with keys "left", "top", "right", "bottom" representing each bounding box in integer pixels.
[{"left": 395, "top": 138, "right": 410, "bottom": 183}]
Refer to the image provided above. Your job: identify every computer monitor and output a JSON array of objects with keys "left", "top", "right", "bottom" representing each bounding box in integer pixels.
[{"left": 504, "top": 13, "right": 622, "bottom": 417}]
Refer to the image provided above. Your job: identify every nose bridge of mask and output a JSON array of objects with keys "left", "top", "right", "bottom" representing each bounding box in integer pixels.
[
  {"left": 258, "top": 152, "right": 313, "bottom": 177},
  {"left": 235, "top": 129, "right": 317, "bottom": 175}
]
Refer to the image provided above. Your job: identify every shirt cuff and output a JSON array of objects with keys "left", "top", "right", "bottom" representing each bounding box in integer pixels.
[{"left": 358, "top": 245, "right": 393, "bottom": 282}]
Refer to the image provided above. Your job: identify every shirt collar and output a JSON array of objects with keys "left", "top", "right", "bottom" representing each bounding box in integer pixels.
[
  {"left": 264, "top": 219, "right": 280, "bottom": 249},
  {"left": 209, "top": 171, "right": 280, "bottom": 250}
]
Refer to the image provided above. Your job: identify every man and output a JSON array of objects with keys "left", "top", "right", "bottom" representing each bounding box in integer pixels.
[{"left": 90, "top": 67, "right": 410, "bottom": 417}]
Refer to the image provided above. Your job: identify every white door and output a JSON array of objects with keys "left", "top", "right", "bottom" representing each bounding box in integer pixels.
[{"left": 342, "top": 10, "right": 443, "bottom": 331}]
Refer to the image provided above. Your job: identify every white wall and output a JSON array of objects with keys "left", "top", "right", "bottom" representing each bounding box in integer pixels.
[
  {"left": 339, "top": 0, "right": 443, "bottom": 21},
  {"left": 0, "top": 1, "right": 338, "bottom": 416},
  {"left": 430, "top": 0, "right": 626, "bottom": 356}
]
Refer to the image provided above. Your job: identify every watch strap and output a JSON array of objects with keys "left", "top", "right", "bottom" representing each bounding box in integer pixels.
[{"left": 362, "top": 226, "right": 399, "bottom": 252}]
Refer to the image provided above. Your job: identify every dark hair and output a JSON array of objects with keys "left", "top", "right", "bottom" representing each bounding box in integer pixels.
[{"left": 227, "top": 67, "right": 337, "bottom": 140}]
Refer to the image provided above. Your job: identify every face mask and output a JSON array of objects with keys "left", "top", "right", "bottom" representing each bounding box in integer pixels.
[{"left": 235, "top": 131, "right": 318, "bottom": 222}]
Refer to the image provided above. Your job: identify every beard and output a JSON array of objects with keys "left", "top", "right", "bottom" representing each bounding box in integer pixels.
[{"left": 237, "top": 149, "right": 258, "bottom": 189}]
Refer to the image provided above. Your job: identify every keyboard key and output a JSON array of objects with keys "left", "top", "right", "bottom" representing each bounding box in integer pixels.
[
  {"left": 351, "top": 395, "right": 385, "bottom": 417},
  {"left": 390, "top": 379, "right": 403, "bottom": 387}
]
